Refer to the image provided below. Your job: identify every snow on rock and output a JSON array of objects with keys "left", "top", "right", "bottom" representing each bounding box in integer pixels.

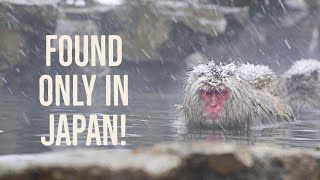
[
  {"left": 97, "top": 0, "right": 249, "bottom": 62},
  {"left": 285, "top": 0, "right": 307, "bottom": 10},
  {"left": 0, "top": 0, "right": 58, "bottom": 5},
  {"left": 74, "top": 0, "right": 86, "bottom": 7},
  {"left": 152, "top": 0, "right": 248, "bottom": 36},
  {"left": 95, "top": 0, "right": 123, "bottom": 6},
  {"left": 0, "top": 142, "right": 319, "bottom": 179},
  {"left": 0, "top": 0, "right": 59, "bottom": 91},
  {"left": 0, "top": 0, "right": 58, "bottom": 87}
]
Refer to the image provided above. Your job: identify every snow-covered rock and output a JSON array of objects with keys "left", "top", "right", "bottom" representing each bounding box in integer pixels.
[
  {"left": 0, "top": 0, "right": 58, "bottom": 87},
  {"left": 0, "top": 142, "right": 319, "bottom": 180},
  {"left": 98, "top": 0, "right": 249, "bottom": 62}
]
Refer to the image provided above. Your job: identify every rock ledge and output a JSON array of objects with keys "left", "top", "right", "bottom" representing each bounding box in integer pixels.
[{"left": 0, "top": 142, "right": 319, "bottom": 180}]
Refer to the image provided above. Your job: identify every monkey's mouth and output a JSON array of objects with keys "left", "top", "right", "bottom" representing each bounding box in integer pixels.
[{"left": 200, "top": 88, "right": 229, "bottom": 120}]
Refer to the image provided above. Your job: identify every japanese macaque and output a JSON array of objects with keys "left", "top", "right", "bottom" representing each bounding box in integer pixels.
[
  {"left": 179, "top": 62, "right": 294, "bottom": 128},
  {"left": 283, "top": 59, "right": 320, "bottom": 112}
]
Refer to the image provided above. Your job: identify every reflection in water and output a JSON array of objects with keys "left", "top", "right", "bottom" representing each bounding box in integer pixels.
[{"left": 0, "top": 63, "right": 319, "bottom": 155}]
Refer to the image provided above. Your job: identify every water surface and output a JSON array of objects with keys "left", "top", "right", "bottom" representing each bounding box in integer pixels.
[{"left": 0, "top": 80, "right": 319, "bottom": 155}]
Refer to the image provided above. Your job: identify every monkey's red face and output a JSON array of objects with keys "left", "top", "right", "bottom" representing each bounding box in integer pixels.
[{"left": 201, "top": 88, "right": 229, "bottom": 120}]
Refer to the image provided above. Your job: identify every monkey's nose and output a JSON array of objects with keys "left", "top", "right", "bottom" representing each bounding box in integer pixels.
[
  {"left": 210, "top": 102, "right": 217, "bottom": 108},
  {"left": 210, "top": 97, "right": 218, "bottom": 108}
]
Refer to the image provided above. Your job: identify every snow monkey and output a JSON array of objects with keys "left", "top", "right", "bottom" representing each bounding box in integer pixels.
[
  {"left": 179, "top": 61, "right": 294, "bottom": 128},
  {"left": 283, "top": 59, "right": 320, "bottom": 112}
]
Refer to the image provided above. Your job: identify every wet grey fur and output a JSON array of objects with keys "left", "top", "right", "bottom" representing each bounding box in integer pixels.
[
  {"left": 179, "top": 61, "right": 294, "bottom": 129},
  {"left": 283, "top": 59, "right": 320, "bottom": 112}
]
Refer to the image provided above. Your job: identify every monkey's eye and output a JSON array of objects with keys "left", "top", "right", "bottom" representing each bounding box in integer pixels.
[
  {"left": 219, "top": 89, "right": 228, "bottom": 95},
  {"left": 201, "top": 90, "right": 219, "bottom": 95},
  {"left": 202, "top": 89, "right": 229, "bottom": 96},
  {"left": 198, "top": 73, "right": 205, "bottom": 77}
]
